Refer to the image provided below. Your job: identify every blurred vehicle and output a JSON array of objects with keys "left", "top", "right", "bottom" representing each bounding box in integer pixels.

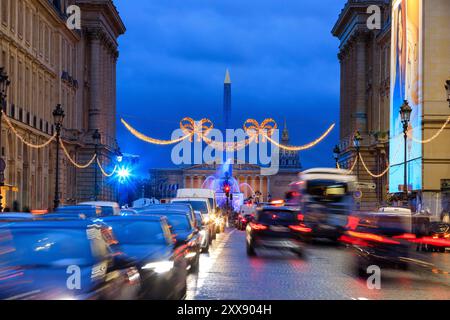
[
  {"left": 193, "top": 211, "right": 210, "bottom": 253},
  {"left": 236, "top": 204, "right": 257, "bottom": 230},
  {"left": 170, "top": 198, "right": 218, "bottom": 241},
  {"left": 343, "top": 211, "right": 418, "bottom": 277},
  {"left": 132, "top": 198, "right": 160, "bottom": 208},
  {"left": 78, "top": 201, "right": 120, "bottom": 216},
  {"left": 176, "top": 188, "right": 217, "bottom": 213},
  {"left": 100, "top": 215, "right": 188, "bottom": 299},
  {"left": 245, "top": 206, "right": 308, "bottom": 257},
  {"left": 287, "top": 168, "right": 356, "bottom": 242},
  {"left": 138, "top": 209, "right": 202, "bottom": 273},
  {"left": 0, "top": 218, "right": 140, "bottom": 300},
  {"left": 135, "top": 203, "right": 197, "bottom": 228},
  {"left": 52, "top": 205, "right": 103, "bottom": 219},
  {"left": 426, "top": 222, "right": 450, "bottom": 253}
]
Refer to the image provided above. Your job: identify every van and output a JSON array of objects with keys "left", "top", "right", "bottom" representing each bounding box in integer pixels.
[{"left": 176, "top": 189, "right": 217, "bottom": 213}]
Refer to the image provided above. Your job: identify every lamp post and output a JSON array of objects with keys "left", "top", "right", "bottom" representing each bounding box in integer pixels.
[
  {"left": 53, "top": 104, "right": 65, "bottom": 210},
  {"left": 333, "top": 145, "right": 341, "bottom": 169},
  {"left": 92, "top": 129, "right": 101, "bottom": 201},
  {"left": 0, "top": 68, "right": 10, "bottom": 212},
  {"left": 115, "top": 146, "right": 123, "bottom": 204},
  {"left": 400, "top": 100, "right": 412, "bottom": 201},
  {"left": 353, "top": 131, "right": 362, "bottom": 180}
]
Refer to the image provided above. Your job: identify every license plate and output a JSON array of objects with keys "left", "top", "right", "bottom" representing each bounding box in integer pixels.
[{"left": 270, "top": 226, "right": 290, "bottom": 232}]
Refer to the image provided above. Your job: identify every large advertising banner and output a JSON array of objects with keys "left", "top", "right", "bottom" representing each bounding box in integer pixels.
[{"left": 390, "top": 0, "right": 422, "bottom": 193}]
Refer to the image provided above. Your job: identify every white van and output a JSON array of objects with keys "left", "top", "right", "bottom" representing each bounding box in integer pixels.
[{"left": 176, "top": 189, "right": 217, "bottom": 213}]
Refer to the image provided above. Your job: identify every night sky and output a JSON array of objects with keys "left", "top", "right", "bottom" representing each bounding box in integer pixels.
[{"left": 114, "top": 0, "right": 347, "bottom": 176}]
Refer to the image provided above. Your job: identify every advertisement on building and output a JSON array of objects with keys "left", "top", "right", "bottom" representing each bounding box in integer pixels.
[{"left": 390, "top": 0, "right": 422, "bottom": 193}]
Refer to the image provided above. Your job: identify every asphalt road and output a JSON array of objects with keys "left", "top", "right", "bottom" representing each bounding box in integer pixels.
[{"left": 187, "top": 228, "right": 450, "bottom": 300}]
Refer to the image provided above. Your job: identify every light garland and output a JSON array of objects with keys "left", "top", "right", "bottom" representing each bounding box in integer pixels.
[
  {"left": 264, "top": 123, "right": 335, "bottom": 151},
  {"left": 121, "top": 116, "right": 334, "bottom": 152},
  {"left": 96, "top": 158, "right": 118, "bottom": 177},
  {"left": 60, "top": 140, "right": 97, "bottom": 169},
  {"left": 411, "top": 115, "right": 450, "bottom": 144},
  {"left": 3, "top": 111, "right": 56, "bottom": 149},
  {"left": 359, "top": 153, "right": 390, "bottom": 178},
  {"left": 121, "top": 118, "right": 192, "bottom": 145}
]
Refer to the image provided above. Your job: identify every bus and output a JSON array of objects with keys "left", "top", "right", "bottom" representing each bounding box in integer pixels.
[{"left": 286, "top": 168, "right": 357, "bottom": 242}]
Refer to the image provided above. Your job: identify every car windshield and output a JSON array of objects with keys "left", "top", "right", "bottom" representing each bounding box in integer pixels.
[
  {"left": 107, "top": 220, "right": 168, "bottom": 245},
  {"left": 305, "top": 180, "right": 348, "bottom": 202},
  {"left": 173, "top": 201, "right": 208, "bottom": 214},
  {"left": 258, "top": 211, "right": 296, "bottom": 224},
  {"left": 0, "top": 228, "right": 100, "bottom": 267},
  {"left": 166, "top": 215, "right": 191, "bottom": 232}
]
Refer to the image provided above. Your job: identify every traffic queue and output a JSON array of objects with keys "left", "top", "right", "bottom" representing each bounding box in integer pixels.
[
  {"left": 235, "top": 168, "right": 450, "bottom": 277},
  {"left": 0, "top": 197, "right": 226, "bottom": 300}
]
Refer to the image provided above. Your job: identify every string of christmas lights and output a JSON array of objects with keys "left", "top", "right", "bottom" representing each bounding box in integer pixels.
[
  {"left": 60, "top": 140, "right": 97, "bottom": 169},
  {"left": 411, "top": 115, "right": 450, "bottom": 144},
  {"left": 264, "top": 123, "right": 335, "bottom": 151},
  {"left": 96, "top": 158, "right": 118, "bottom": 177},
  {"left": 121, "top": 118, "right": 193, "bottom": 145},
  {"left": 3, "top": 111, "right": 56, "bottom": 149}
]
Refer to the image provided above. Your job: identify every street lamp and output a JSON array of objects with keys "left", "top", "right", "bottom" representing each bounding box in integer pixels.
[
  {"left": 400, "top": 100, "right": 412, "bottom": 201},
  {"left": 353, "top": 131, "right": 362, "bottom": 180},
  {"left": 92, "top": 129, "right": 101, "bottom": 201},
  {"left": 53, "top": 104, "right": 65, "bottom": 210},
  {"left": 333, "top": 145, "right": 341, "bottom": 169},
  {"left": 0, "top": 68, "right": 10, "bottom": 212}
]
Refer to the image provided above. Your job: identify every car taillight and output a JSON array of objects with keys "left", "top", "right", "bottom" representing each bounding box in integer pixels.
[
  {"left": 250, "top": 223, "right": 268, "bottom": 231},
  {"left": 242, "top": 218, "right": 247, "bottom": 223},
  {"left": 393, "top": 233, "right": 417, "bottom": 240},
  {"left": 345, "top": 216, "right": 360, "bottom": 231},
  {"left": 347, "top": 231, "right": 400, "bottom": 245},
  {"left": 297, "top": 214, "right": 304, "bottom": 222},
  {"left": 289, "top": 225, "right": 312, "bottom": 233}
]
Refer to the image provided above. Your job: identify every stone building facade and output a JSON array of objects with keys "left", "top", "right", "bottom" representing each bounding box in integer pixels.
[
  {"left": 0, "top": 0, "right": 125, "bottom": 211},
  {"left": 332, "top": 0, "right": 392, "bottom": 210},
  {"left": 333, "top": 0, "right": 450, "bottom": 216}
]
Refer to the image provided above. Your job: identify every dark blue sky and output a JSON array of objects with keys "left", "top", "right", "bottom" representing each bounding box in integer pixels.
[{"left": 114, "top": 0, "right": 346, "bottom": 175}]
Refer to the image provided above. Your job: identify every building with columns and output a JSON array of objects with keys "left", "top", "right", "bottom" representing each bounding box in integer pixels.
[
  {"left": 333, "top": 0, "right": 450, "bottom": 216},
  {"left": 0, "top": 0, "right": 125, "bottom": 211},
  {"left": 146, "top": 121, "right": 301, "bottom": 202},
  {"left": 332, "top": 0, "right": 393, "bottom": 211}
]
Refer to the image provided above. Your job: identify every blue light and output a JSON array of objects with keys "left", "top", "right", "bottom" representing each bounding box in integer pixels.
[{"left": 116, "top": 166, "right": 131, "bottom": 184}]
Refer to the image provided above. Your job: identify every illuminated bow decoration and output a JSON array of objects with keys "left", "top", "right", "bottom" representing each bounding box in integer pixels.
[
  {"left": 243, "top": 118, "right": 278, "bottom": 143},
  {"left": 180, "top": 117, "right": 214, "bottom": 142}
]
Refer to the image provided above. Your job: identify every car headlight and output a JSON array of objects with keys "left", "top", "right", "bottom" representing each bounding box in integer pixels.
[{"left": 142, "top": 261, "right": 174, "bottom": 273}]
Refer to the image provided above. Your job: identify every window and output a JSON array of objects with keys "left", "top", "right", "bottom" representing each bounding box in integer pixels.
[{"left": 1, "top": 0, "right": 9, "bottom": 26}]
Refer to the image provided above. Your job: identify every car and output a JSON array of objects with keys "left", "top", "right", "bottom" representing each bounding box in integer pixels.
[
  {"left": 176, "top": 188, "right": 217, "bottom": 214},
  {"left": 138, "top": 209, "right": 202, "bottom": 273},
  {"left": 100, "top": 215, "right": 188, "bottom": 300},
  {"left": 0, "top": 218, "right": 141, "bottom": 300},
  {"left": 236, "top": 204, "right": 257, "bottom": 230},
  {"left": 193, "top": 210, "right": 210, "bottom": 253},
  {"left": 343, "top": 211, "right": 416, "bottom": 277},
  {"left": 245, "top": 206, "right": 308, "bottom": 257},
  {"left": 78, "top": 201, "right": 121, "bottom": 216},
  {"left": 51, "top": 205, "right": 103, "bottom": 218},
  {"left": 170, "top": 198, "right": 218, "bottom": 242},
  {"left": 135, "top": 203, "right": 197, "bottom": 228}
]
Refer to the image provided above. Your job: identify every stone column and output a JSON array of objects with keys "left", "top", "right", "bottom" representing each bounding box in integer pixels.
[
  {"left": 355, "top": 33, "right": 367, "bottom": 133},
  {"left": 88, "top": 29, "right": 103, "bottom": 131}
]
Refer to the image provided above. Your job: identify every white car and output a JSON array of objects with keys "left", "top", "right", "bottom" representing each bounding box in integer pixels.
[{"left": 78, "top": 201, "right": 121, "bottom": 216}]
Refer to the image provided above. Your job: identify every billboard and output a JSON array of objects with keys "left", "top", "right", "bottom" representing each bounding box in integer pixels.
[{"left": 389, "top": 0, "right": 422, "bottom": 193}]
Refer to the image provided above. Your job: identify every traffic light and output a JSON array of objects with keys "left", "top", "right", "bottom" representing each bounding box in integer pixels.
[{"left": 224, "top": 184, "right": 231, "bottom": 197}]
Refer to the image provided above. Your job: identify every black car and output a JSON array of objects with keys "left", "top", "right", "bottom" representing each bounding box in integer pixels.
[
  {"left": 0, "top": 218, "right": 141, "bottom": 300},
  {"left": 101, "top": 215, "right": 188, "bottom": 300},
  {"left": 245, "top": 206, "right": 309, "bottom": 257},
  {"left": 138, "top": 209, "right": 202, "bottom": 273}
]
